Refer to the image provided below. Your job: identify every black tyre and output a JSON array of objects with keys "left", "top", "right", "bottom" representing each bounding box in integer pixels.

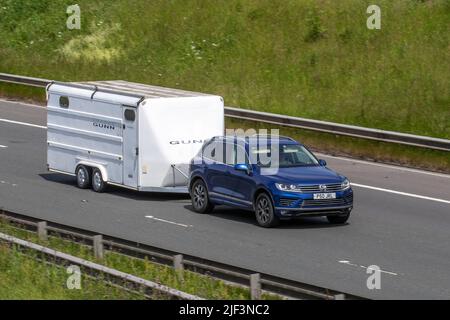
[
  {"left": 254, "top": 193, "right": 279, "bottom": 228},
  {"left": 76, "top": 165, "right": 91, "bottom": 189},
  {"left": 91, "top": 168, "right": 107, "bottom": 193},
  {"left": 190, "top": 179, "right": 214, "bottom": 213},
  {"left": 327, "top": 210, "right": 351, "bottom": 224}
]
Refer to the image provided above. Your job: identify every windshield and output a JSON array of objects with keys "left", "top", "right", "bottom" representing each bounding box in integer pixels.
[{"left": 250, "top": 143, "right": 319, "bottom": 168}]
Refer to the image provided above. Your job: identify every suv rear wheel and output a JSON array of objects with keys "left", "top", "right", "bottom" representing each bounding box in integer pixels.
[
  {"left": 254, "top": 193, "right": 279, "bottom": 228},
  {"left": 190, "top": 179, "right": 214, "bottom": 213}
]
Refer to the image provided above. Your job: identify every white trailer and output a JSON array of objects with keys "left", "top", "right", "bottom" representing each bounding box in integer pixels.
[{"left": 46, "top": 80, "right": 224, "bottom": 193}]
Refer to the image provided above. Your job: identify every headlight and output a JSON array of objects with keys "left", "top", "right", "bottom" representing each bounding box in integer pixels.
[
  {"left": 341, "top": 179, "right": 350, "bottom": 190},
  {"left": 275, "top": 183, "right": 301, "bottom": 192}
]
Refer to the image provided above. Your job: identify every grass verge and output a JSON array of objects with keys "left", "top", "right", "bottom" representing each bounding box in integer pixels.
[
  {"left": 0, "top": 216, "right": 279, "bottom": 300},
  {"left": 0, "top": 243, "right": 145, "bottom": 299},
  {"left": 0, "top": 0, "right": 448, "bottom": 139},
  {"left": 1, "top": 0, "right": 449, "bottom": 172},
  {"left": 226, "top": 118, "right": 450, "bottom": 173}
]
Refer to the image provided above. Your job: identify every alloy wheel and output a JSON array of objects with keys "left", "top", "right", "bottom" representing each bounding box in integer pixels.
[
  {"left": 77, "top": 168, "right": 87, "bottom": 186},
  {"left": 93, "top": 171, "right": 102, "bottom": 190},
  {"left": 256, "top": 197, "right": 271, "bottom": 223}
]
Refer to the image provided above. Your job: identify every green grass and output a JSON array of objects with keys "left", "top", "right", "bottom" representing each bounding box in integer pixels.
[
  {"left": 0, "top": 0, "right": 448, "bottom": 139},
  {"left": 0, "top": 0, "right": 448, "bottom": 172},
  {"left": 226, "top": 118, "right": 450, "bottom": 172},
  {"left": 0, "top": 244, "right": 145, "bottom": 299},
  {"left": 0, "top": 217, "right": 279, "bottom": 300}
]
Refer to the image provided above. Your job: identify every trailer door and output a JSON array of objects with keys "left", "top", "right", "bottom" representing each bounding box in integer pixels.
[{"left": 122, "top": 106, "right": 138, "bottom": 188}]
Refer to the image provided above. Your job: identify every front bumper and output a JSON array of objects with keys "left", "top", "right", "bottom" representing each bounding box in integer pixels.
[{"left": 272, "top": 188, "right": 354, "bottom": 217}]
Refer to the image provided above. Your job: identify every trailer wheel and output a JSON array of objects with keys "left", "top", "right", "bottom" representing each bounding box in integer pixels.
[
  {"left": 190, "top": 179, "right": 214, "bottom": 214},
  {"left": 92, "top": 168, "right": 107, "bottom": 193},
  {"left": 76, "top": 165, "right": 91, "bottom": 189}
]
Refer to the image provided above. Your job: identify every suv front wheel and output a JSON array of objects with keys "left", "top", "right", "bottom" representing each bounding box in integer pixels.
[{"left": 254, "top": 193, "right": 279, "bottom": 228}]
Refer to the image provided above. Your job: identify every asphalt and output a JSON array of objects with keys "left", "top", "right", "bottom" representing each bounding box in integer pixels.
[{"left": 0, "top": 99, "right": 449, "bottom": 299}]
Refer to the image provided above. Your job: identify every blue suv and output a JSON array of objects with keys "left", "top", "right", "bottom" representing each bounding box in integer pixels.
[{"left": 189, "top": 135, "right": 353, "bottom": 227}]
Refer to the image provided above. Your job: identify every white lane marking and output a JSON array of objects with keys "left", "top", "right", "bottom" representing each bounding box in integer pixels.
[
  {"left": 0, "top": 118, "right": 46, "bottom": 129},
  {"left": 0, "top": 98, "right": 46, "bottom": 109},
  {"left": 339, "top": 260, "right": 398, "bottom": 276},
  {"left": 0, "top": 145, "right": 7, "bottom": 148},
  {"left": 145, "top": 215, "right": 193, "bottom": 228},
  {"left": 352, "top": 183, "right": 450, "bottom": 205},
  {"left": 0, "top": 179, "right": 17, "bottom": 187},
  {"left": 317, "top": 152, "right": 450, "bottom": 179}
]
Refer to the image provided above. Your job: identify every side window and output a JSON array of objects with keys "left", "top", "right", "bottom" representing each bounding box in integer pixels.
[
  {"left": 59, "top": 96, "right": 69, "bottom": 108},
  {"left": 236, "top": 145, "right": 249, "bottom": 165},
  {"left": 225, "top": 143, "right": 236, "bottom": 166},
  {"left": 124, "top": 109, "right": 135, "bottom": 122},
  {"left": 225, "top": 143, "right": 249, "bottom": 166},
  {"left": 203, "top": 141, "right": 222, "bottom": 163}
]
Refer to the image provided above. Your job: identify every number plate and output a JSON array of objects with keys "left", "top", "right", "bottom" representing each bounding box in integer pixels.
[{"left": 313, "top": 193, "right": 336, "bottom": 200}]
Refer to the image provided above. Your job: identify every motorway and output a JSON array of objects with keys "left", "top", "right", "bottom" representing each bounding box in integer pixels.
[{"left": 0, "top": 98, "right": 449, "bottom": 299}]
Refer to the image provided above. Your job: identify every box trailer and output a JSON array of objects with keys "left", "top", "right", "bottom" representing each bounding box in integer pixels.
[{"left": 46, "top": 80, "right": 224, "bottom": 193}]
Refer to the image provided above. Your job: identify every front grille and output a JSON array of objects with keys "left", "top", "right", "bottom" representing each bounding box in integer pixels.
[
  {"left": 302, "top": 194, "right": 353, "bottom": 207},
  {"left": 299, "top": 183, "right": 343, "bottom": 193},
  {"left": 279, "top": 198, "right": 297, "bottom": 207},
  {"left": 302, "top": 198, "right": 346, "bottom": 207}
]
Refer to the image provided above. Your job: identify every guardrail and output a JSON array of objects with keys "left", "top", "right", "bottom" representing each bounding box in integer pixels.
[
  {"left": 1, "top": 72, "right": 449, "bottom": 151},
  {"left": 0, "top": 231, "right": 202, "bottom": 300},
  {"left": 0, "top": 209, "right": 364, "bottom": 300},
  {"left": 0, "top": 72, "right": 51, "bottom": 88}
]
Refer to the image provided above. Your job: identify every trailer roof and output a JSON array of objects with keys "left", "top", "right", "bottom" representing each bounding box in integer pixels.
[{"left": 76, "top": 80, "right": 211, "bottom": 99}]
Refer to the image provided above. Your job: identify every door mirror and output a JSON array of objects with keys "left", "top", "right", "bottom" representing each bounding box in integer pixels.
[
  {"left": 234, "top": 164, "right": 251, "bottom": 175},
  {"left": 318, "top": 159, "right": 327, "bottom": 167}
]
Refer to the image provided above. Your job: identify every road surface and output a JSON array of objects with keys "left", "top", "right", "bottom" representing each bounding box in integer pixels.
[{"left": 0, "top": 98, "right": 449, "bottom": 299}]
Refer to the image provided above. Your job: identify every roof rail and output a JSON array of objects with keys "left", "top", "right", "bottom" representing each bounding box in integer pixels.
[
  {"left": 250, "top": 133, "right": 296, "bottom": 142},
  {"left": 51, "top": 81, "right": 145, "bottom": 100}
]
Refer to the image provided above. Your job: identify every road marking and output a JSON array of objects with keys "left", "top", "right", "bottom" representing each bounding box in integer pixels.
[
  {"left": 0, "top": 179, "right": 17, "bottom": 187},
  {"left": 145, "top": 215, "right": 193, "bottom": 228},
  {"left": 0, "top": 118, "right": 46, "bottom": 129},
  {"left": 339, "top": 260, "right": 398, "bottom": 276},
  {"left": 0, "top": 98, "right": 46, "bottom": 109},
  {"left": 352, "top": 183, "right": 450, "bottom": 205},
  {"left": 317, "top": 152, "right": 450, "bottom": 179},
  {"left": 0, "top": 145, "right": 7, "bottom": 148}
]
